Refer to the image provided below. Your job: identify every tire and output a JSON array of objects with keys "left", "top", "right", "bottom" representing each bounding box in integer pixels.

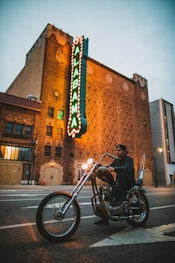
[
  {"left": 36, "top": 192, "right": 80, "bottom": 242},
  {"left": 127, "top": 192, "right": 149, "bottom": 227}
]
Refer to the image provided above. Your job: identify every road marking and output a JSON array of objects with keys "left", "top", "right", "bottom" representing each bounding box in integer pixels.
[
  {"left": 0, "top": 204, "right": 175, "bottom": 230},
  {"left": 0, "top": 196, "right": 90, "bottom": 202},
  {"left": 1, "top": 202, "right": 174, "bottom": 231},
  {"left": 0, "top": 215, "right": 96, "bottom": 230},
  {"left": 0, "top": 194, "right": 44, "bottom": 197},
  {"left": 20, "top": 203, "right": 175, "bottom": 209},
  {"left": 90, "top": 223, "right": 175, "bottom": 247},
  {"left": 0, "top": 198, "right": 42, "bottom": 202},
  {"left": 21, "top": 201, "right": 92, "bottom": 209},
  {"left": 0, "top": 222, "right": 36, "bottom": 230},
  {"left": 1, "top": 219, "right": 174, "bottom": 250},
  {"left": 150, "top": 204, "right": 175, "bottom": 210}
]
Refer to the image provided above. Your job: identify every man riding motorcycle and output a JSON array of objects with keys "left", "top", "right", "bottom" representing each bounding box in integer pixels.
[{"left": 95, "top": 144, "right": 135, "bottom": 225}]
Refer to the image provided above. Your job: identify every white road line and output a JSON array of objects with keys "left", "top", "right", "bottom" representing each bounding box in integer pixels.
[
  {"left": 0, "top": 196, "right": 90, "bottom": 202},
  {"left": 20, "top": 203, "right": 175, "bottom": 209},
  {"left": 1, "top": 219, "right": 175, "bottom": 248},
  {"left": 150, "top": 204, "right": 175, "bottom": 210},
  {"left": 0, "top": 198, "right": 43, "bottom": 202},
  {"left": 0, "top": 194, "right": 44, "bottom": 197},
  {"left": 21, "top": 201, "right": 92, "bottom": 209},
  {"left": 90, "top": 223, "right": 175, "bottom": 247},
  {"left": 0, "top": 215, "right": 96, "bottom": 230},
  {"left": 0, "top": 222, "right": 36, "bottom": 230},
  {"left": 0, "top": 204, "right": 175, "bottom": 230}
]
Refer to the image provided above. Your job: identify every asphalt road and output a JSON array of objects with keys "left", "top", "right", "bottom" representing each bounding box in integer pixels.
[{"left": 0, "top": 185, "right": 175, "bottom": 263}]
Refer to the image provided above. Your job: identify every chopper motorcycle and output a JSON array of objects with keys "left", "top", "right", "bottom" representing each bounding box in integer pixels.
[{"left": 36, "top": 152, "right": 149, "bottom": 242}]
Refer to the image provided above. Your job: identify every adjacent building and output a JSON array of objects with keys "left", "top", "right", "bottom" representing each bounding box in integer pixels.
[
  {"left": 150, "top": 99, "right": 175, "bottom": 186},
  {"left": 0, "top": 23, "right": 153, "bottom": 185},
  {"left": 0, "top": 93, "right": 41, "bottom": 184}
]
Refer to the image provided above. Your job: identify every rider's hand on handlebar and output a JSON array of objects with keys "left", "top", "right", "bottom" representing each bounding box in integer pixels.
[{"left": 108, "top": 166, "right": 115, "bottom": 172}]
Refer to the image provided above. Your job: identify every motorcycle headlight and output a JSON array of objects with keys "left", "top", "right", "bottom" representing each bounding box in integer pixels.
[
  {"left": 82, "top": 163, "right": 88, "bottom": 170},
  {"left": 81, "top": 158, "right": 94, "bottom": 170},
  {"left": 87, "top": 158, "right": 94, "bottom": 165}
]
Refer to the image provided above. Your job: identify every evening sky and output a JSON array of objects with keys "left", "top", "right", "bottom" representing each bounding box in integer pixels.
[{"left": 0, "top": 0, "right": 174, "bottom": 106}]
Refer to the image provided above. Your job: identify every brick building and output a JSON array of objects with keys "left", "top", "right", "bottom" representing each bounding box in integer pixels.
[
  {"left": 0, "top": 93, "right": 41, "bottom": 184},
  {"left": 0, "top": 23, "right": 153, "bottom": 185}
]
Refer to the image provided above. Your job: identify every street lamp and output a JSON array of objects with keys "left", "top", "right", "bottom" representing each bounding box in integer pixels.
[{"left": 153, "top": 145, "right": 163, "bottom": 187}]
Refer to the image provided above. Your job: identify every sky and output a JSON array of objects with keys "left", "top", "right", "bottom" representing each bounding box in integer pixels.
[{"left": 0, "top": 0, "right": 175, "bottom": 107}]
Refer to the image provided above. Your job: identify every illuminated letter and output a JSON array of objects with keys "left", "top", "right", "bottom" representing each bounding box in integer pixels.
[
  {"left": 73, "top": 68, "right": 79, "bottom": 78},
  {"left": 74, "top": 45, "right": 80, "bottom": 56},
  {"left": 73, "top": 79, "right": 78, "bottom": 89},
  {"left": 71, "top": 117, "right": 78, "bottom": 128},
  {"left": 74, "top": 58, "right": 79, "bottom": 67},
  {"left": 72, "top": 92, "right": 78, "bottom": 102}
]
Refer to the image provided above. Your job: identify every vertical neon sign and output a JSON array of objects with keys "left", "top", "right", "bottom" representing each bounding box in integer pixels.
[{"left": 67, "top": 35, "right": 88, "bottom": 138}]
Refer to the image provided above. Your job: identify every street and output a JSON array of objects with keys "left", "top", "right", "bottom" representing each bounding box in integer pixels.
[{"left": 0, "top": 185, "right": 175, "bottom": 263}]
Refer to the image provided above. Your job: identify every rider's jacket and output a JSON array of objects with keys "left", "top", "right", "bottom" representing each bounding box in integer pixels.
[{"left": 109, "top": 155, "right": 135, "bottom": 190}]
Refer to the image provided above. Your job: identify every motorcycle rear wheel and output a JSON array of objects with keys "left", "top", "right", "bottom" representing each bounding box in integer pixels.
[
  {"left": 127, "top": 192, "right": 149, "bottom": 227},
  {"left": 36, "top": 192, "right": 80, "bottom": 242}
]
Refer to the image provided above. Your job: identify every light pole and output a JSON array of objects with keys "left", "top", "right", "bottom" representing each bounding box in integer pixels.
[{"left": 153, "top": 145, "right": 163, "bottom": 187}]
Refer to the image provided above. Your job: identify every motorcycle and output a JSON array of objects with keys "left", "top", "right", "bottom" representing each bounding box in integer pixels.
[{"left": 36, "top": 152, "right": 149, "bottom": 242}]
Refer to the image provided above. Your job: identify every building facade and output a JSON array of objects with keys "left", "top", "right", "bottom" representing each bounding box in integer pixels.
[
  {"left": 0, "top": 93, "right": 41, "bottom": 184},
  {"left": 0, "top": 23, "right": 153, "bottom": 185},
  {"left": 150, "top": 99, "right": 175, "bottom": 186}
]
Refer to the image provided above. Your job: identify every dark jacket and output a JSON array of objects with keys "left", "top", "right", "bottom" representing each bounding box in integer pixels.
[{"left": 110, "top": 156, "right": 135, "bottom": 189}]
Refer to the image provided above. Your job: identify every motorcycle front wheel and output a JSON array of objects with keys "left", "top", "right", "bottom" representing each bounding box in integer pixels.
[
  {"left": 127, "top": 192, "right": 149, "bottom": 227},
  {"left": 36, "top": 192, "right": 80, "bottom": 242}
]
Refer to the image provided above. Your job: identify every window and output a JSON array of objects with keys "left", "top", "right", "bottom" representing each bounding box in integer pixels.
[
  {"left": 5, "top": 122, "right": 33, "bottom": 138},
  {"left": 48, "top": 107, "right": 54, "bottom": 118},
  {"left": 15, "top": 124, "right": 23, "bottom": 135},
  {"left": 0, "top": 145, "right": 32, "bottom": 161},
  {"left": 44, "top": 146, "right": 51, "bottom": 157},
  {"left": 24, "top": 125, "right": 33, "bottom": 136},
  {"left": 5, "top": 122, "right": 13, "bottom": 134},
  {"left": 57, "top": 110, "right": 64, "bottom": 120},
  {"left": 163, "top": 101, "right": 175, "bottom": 162},
  {"left": 46, "top": 126, "right": 53, "bottom": 137},
  {"left": 55, "top": 147, "right": 62, "bottom": 158}
]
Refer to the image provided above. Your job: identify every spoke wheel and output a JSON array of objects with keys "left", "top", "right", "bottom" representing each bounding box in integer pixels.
[
  {"left": 127, "top": 192, "right": 149, "bottom": 227},
  {"left": 36, "top": 192, "right": 80, "bottom": 242}
]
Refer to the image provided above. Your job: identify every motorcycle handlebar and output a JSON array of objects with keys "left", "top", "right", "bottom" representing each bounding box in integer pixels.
[{"left": 97, "top": 152, "right": 118, "bottom": 164}]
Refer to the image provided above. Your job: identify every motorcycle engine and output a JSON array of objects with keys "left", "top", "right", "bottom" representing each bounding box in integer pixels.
[
  {"left": 108, "top": 204, "right": 124, "bottom": 216},
  {"left": 101, "top": 184, "right": 124, "bottom": 216},
  {"left": 101, "top": 184, "right": 113, "bottom": 202}
]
